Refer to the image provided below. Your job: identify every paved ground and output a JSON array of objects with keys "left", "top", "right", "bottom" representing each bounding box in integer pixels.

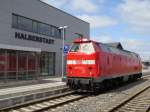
[
  {"left": 0, "top": 77, "right": 65, "bottom": 98},
  {"left": 0, "top": 76, "right": 63, "bottom": 89},
  {"left": 0, "top": 77, "right": 68, "bottom": 109}
]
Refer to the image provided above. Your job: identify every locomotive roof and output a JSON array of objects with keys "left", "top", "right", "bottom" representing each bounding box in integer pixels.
[
  {"left": 100, "top": 42, "right": 139, "bottom": 57},
  {"left": 106, "top": 42, "right": 123, "bottom": 50},
  {"left": 74, "top": 38, "right": 123, "bottom": 50},
  {"left": 73, "top": 38, "right": 139, "bottom": 57}
]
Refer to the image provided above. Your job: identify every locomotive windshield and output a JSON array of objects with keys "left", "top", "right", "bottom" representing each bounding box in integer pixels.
[{"left": 70, "top": 43, "right": 95, "bottom": 53}]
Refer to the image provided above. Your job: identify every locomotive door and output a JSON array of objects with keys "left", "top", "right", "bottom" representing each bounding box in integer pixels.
[
  {"left": 106, "top": 54, "right": 112, "bottom": 75},
  {"left": 108, "top": 55, "right": 112, "bottom": 75}
]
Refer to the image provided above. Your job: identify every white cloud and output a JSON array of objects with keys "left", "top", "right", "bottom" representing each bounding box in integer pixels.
[
  {"left": 119, "top": 38, "right": 150, "bottom": 60},
  {"left": 42, "top": 0, "right": 99, "bottom": 13},
  {"left": 78, "top": 15, "right": 118, "bottom": 28},
  {"left": 71, "top": 0, "right": 98, "bottom": 13},
  {"left": 92, "top": 35, "right": 114, "bottom": 43},
  {"left": 138, "top": 51, "right": 150, "bottom": 61},
  {"left": 119, "top": 38, "right": 148, "bottom": 50},
  {"left": 92, "top": 35, "right": 150, "bottom": 60},
  {"left": 117, "top": 0, "right": 150, "bottom": 34}
]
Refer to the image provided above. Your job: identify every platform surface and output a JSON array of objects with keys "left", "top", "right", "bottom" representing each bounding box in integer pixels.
[
  {"left": 0, "top": 77, "right": 68, "bottom": 109},
  {"left": 0, "top": 77, "right": 66, "bottom": 98}
]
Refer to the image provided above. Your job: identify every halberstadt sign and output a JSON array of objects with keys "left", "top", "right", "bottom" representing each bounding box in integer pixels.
[{"left": 15, "top": 32, "right": 54, "bottom": 44}]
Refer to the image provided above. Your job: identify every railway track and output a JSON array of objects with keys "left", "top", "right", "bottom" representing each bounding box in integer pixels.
[
  {"left": 1, "top": 91, "right": 89, "bottom": 112},
  {"left": 106, "top": 75, "right": 150, "bottom": 112}
]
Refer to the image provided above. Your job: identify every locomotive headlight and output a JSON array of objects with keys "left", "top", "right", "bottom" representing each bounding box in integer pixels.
[{"left": 90, "top": 71, "right": 92, "bottom": 76}]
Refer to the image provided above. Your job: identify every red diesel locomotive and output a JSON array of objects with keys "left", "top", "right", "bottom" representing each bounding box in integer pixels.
[{"left": 66, "top": 38, "right": 142, "bottom": 91}]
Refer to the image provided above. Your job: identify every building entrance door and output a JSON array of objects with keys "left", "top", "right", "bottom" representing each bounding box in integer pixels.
[
  {"left": 48, "top": 53, "right": 55, "bottom": 75},
  {"left": 40, "top": 52, "right": 55, "bottom": 76}
]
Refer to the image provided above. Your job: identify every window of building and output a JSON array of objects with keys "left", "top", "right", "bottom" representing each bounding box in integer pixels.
[
  {"left": 18, "top": 16, "right": 32, "bottom": 32},
  {"left": 56, "top": 29, "right": 61, "bottom": 38},
  {"left": 38, "top": 23, "right": 51, "bottom": 36},
  {"left": 0, "top": 50, "right": 6, "bottom": 72},
  {"left": 51, "top": 26, "right": 61, "bottom": 38},
  {"left": 40, "top": 52, "right": 55, "bottom": 76},
  {"left": 12, "top": 14, "right": 61, "bottom": 39},
  {"left": 51, "top": 26, "right": 56, "bottom": 37},
  {"left": 7, "top": 51, "right": 17, "bottom": 72},
  {"left": 12, "top": 15, "right": 18, "bottom": 28},
  {"left": 33, "top": 21, "right": 38, "bottom": 33}
]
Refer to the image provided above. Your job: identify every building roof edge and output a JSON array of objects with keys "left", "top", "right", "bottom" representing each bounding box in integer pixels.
[{"left": 37, "top": 0, "right": 90, "bottom": 25}]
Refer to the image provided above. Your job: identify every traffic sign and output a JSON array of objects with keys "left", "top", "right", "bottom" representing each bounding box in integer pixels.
[{"left": 64, "top": 45, "right": 70, "bottom": 53}]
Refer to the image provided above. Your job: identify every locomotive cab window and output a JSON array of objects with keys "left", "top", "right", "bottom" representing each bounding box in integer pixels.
[
  {"left": 70, "top": 43, "right": 80, "bottom": 52},
  {"left": 70, "top": 43, "right": 95, "bottom": 53}
]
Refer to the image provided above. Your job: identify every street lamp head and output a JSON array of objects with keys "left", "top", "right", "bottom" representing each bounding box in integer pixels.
[
  {"left": 58, "top": 26, "right": 68, "bottom": 29},
  {"left": 58, "top": 27, "right": 63, "bottom": 29},
  {"left": 63, "top": 26, "right": 68, "bottom": 29}
]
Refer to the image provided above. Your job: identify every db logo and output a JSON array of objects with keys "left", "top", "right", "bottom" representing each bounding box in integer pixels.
[{"left": 76, "top": 60, "right": 82, "bottom": 64}]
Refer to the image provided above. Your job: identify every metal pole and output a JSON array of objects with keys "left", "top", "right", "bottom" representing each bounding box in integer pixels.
[{"left": 59, "top": 26, "right": 68, "bottom": 80}]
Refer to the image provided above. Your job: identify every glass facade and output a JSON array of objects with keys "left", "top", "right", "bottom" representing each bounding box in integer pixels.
[
  {"left": 18, "top": 16, "right": 32, "bottom": 32},
  {"left": 38, "top": 23, "right": 51, "bottom": 36},
  {"left": 40, "top": 52, "right": 55, "bottom": 76},
  {"left": 32, "top": 21, "right": 38, "bottom": 33},
  {"left": 0, "top": 50, "right": 39, "bottom": 80},
  {"left": 12, "top": 14, "right": 61, "bottom": 39},
  {"left": 0, "top": 50, "right": 5, "bottom": 79},
  {"left": 0, "top": 50, "right": 55, "bottom": 81}
]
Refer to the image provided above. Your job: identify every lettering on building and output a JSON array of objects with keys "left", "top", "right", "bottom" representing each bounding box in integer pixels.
[{"left": 15, "top": 32, "right": 54, "bottom": 44}]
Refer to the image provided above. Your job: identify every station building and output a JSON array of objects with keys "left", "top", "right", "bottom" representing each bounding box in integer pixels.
[{"left": 0, "top": 0, "right": 89, "bottom": 80}]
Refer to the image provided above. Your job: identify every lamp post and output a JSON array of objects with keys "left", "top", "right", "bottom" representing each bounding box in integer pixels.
[{"left": 59, "top": 26, "right": 68, "bottom": 80}]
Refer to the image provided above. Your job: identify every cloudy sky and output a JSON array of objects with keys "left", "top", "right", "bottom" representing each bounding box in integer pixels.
[{"left": 42, "top": 0, "right": 150, "bottom": 60}]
